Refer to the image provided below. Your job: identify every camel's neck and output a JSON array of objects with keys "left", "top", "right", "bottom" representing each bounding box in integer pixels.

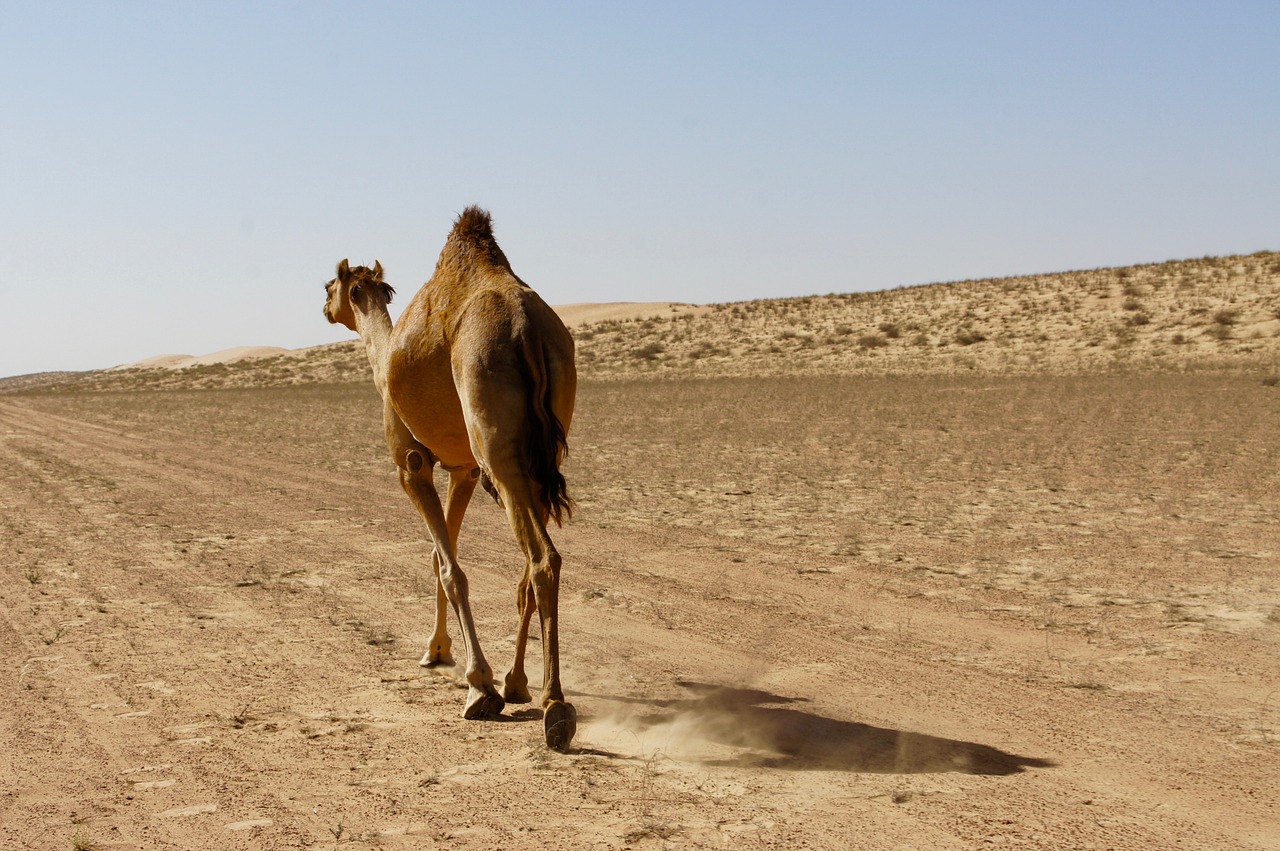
[{"left": 352, "top": 304, "right": 395, "bottom": 398}]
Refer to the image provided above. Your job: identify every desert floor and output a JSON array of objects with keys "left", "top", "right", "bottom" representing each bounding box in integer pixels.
[{"left": 1, "top": 374, "right": 1277, "bottom": 849}]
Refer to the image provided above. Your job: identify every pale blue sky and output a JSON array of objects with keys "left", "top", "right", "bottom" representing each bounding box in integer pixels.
[{"left": 2, "top": 2, "right": 1277, "bottom": 376}]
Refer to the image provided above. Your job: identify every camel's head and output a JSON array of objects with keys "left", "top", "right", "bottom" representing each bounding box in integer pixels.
[{"left": 323, "top": 258, "right": 395, "bottom": 331}]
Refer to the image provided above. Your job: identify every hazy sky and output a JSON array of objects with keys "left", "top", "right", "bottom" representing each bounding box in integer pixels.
[{"left": 3, "top": 2, "right": 1277, "bottom": 376}]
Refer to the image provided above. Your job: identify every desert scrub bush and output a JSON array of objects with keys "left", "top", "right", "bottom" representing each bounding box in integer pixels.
[
  {"left": 631, "top": 342, "right": 666, "bottom": 360},
  {"left": 1124, "top": 312, "right": 1151, "bottom": 326},
  {"left": 834, "top": 324, "right": 853, "bottom": 336},
  {"left": 857, "top": 334, "right": 888, "bottom": 349},
  {"left": 878, "top": 322, "right": 901, "bottom": 338},
  {"left": 1122, "top": 298, "right": 1143, "bottom": 311},
  {"left": 1213, "top": 308, "right": 1240, "bottom": 326},
  {"left": 1112, "top": 325, "right": 1136, "bottom": 345},
  {"left": 955, "top": 329, "right": 987, "bottom": 346}
]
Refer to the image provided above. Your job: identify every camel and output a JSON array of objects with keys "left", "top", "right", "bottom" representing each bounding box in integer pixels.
[{"left": 322, "top": 206, "right": 578, "bottom": 750}]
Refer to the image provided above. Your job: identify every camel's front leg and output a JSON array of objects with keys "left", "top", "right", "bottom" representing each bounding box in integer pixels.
[
  {"left": 420, "top": 548, "right": 453, "bottom": 667},
  {"left": 419, "top": 470, "right": 477, "bottom": 668},
  {"left": 502, "top": 571, "right": 536, "bottom": 703},
  {"left": 399, "top": 451, "right": 503, "bottom": 720}
]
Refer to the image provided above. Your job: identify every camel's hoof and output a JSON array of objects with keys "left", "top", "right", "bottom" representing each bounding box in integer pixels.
[
  {"left": 419, "top": 650, "right": 455, "bottom": 668},
  {"left": 502, "top": 672, "right": 533, "bottom": 704},
  {"left": 544, "top": 700, "right": 577, "bottom": 752},
  {"left": 463, "top": 687, "right": 505, "bottom": 721}
]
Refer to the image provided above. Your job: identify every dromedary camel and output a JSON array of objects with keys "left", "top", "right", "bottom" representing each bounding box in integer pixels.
[{"left": 322, "top": 206, "right": 578, "bottom": 750}]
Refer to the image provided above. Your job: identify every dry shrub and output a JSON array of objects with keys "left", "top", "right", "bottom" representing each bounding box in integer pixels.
[
  {"left": 858, "top": 334, "right": 888, "bottom": 349},
  {"left": 632, "top": 342, "right": 666, "bottom": 360}
]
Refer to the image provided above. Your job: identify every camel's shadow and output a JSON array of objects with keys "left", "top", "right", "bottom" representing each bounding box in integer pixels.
[{"left": 576, "top": 680, "right": 1053, "bottom": 776}]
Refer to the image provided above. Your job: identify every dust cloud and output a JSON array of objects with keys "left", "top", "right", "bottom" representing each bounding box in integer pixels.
[{"left": 578, "top": 680, "right": 1049, "bottom": 775}]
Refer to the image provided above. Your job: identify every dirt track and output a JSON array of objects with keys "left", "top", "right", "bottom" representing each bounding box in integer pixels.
[{"left": 1, "top": 376, "right": 1277, "bottom": 849}]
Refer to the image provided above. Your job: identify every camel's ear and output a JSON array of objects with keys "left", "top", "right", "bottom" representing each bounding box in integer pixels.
[
  {"left": 336, "top": 258, "right": 351, "bottom": 283},
  {"left": 372, "top": 260, "right": 384, "bottom": 281}
]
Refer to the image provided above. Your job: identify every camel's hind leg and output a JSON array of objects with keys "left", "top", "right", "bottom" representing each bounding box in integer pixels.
[
  {"left": 419, "top": 468, "right": 477, "bottom": 668},
  {"left": 398, "top": 451, "right": 503, "bottom": 720},
  {"left": 490, "top": 473, "right": 575, "bottom": 749},
  {"left": 453, "top": 334, "right": 575, "bottom": 748}
]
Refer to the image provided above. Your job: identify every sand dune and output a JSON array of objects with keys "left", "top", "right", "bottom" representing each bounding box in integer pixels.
[
  {"left": 13, "top": 253, "right": 1277, "bottom": 393},
  {"left": 115, "top": 346, "right": 294, "bottom": 371},
  {"left": 554, "top": 302, "right": 708, "bottom": 326},
  {"left": 112, "top": 305, "right": 700, "bottom": 371}
]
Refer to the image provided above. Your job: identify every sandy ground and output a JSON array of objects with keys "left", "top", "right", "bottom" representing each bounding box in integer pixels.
[{"left": 1, "top": 375, "right": 1277, "bottom": 849}]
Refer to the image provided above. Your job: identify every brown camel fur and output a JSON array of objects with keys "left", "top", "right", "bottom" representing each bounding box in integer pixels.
[{"left": 323, "top": 206, "right": 578, "bottom": 749}]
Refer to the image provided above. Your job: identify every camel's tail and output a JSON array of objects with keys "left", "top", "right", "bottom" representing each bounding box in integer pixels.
[{"left": 520, "top": 329, "right": 573, "bottom": 527}]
